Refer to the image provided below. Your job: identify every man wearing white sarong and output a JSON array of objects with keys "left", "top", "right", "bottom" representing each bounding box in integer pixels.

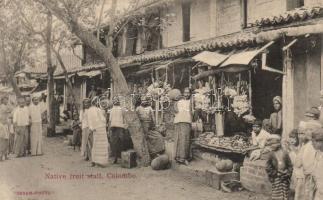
[
  {"left": 29, "top": 96, "right": 42, "bottom": 156},
  {"left": 80, "top": 99, "right": 91, "bottom": 160},
  {"left": 87, "top": 97, "right": 109, "bottom": 167}
]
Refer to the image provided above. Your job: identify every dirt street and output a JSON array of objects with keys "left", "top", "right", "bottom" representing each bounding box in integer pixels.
[{"left": 0, "top": 136, "right": 268, "bottom": 200}]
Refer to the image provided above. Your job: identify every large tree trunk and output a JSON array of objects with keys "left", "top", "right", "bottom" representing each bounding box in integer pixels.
[
  {"left": 52, "top": 47, "right": 78, "bottom": 114},
  {"left": 46, "top": 13, "right": 56, "bottom": 137},
  {"left": 38, "top": 0, "right": 151, "bottom": 166},
  {"left": 7, "top": 71, "right": 22, "bottom": 97},
  {"left": 71, "top": 25, "right": 150, "bottom": 166}
]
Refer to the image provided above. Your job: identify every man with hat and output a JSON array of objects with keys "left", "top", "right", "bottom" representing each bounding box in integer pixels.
[{"left": 305, "top": 107, "right": 322, "bottom": 127}]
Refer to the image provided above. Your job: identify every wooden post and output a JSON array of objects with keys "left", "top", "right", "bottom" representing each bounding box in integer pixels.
[
  {"left": 248, "top": 70, "right": 253, "bottom": 115},
  {"left": 155, "top": 70, "right": 159, "bottom": 126},
  {"left": 63, "top": 81, "right": 67, "bottom": 110},
  {"left": 321, "top": 34, "right": 323, "bottom": 90},
  {"left": 189, "top": 64, "right": 192, "bottom": 89},
  {"left": 282, "top": 48, "right": 294, "bottom": 141}
]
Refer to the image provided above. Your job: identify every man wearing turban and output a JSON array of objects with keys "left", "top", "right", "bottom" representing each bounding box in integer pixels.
[{"left": 269, "top": 96, "right": 282, "bottom": 135}]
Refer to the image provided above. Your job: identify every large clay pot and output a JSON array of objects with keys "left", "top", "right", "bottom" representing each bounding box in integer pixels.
[
  {"left": 151, "top": 154, "right": 170, "bottom": 170},
  {"left": 215, "top": 159, "right": 233, "bottom": 172}
]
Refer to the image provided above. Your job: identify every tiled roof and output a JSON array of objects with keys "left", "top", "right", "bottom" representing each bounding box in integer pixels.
[
  {"left": 22, "top": 54, "right": 82, "bottom": 75},
  {"left": 66, "top": 62, "right": 106, "bottom": 74},
  {"left": 118, "top": 31, "right": 258, "bottom": 65},
  {"left": 249, "top": 6, "right": 323, "bottom": 28}
]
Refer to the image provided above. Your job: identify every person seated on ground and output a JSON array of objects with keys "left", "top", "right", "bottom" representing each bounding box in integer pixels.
[
  {"left": 249, "top": 119, "right": 274, "bottom": 161},
  {"left": 304, "top": 107, "right": 322, "bottom": 127},
  {"left": 251, "top": 119, "right": 271, "bottom": 148}
]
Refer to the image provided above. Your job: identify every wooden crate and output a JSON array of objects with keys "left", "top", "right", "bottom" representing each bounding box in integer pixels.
[{"left": 121, "top": 150, "right": 137, "bottom": 168}]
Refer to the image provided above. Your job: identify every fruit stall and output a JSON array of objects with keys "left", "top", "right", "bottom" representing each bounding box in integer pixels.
[{"left": 189, "top": 43, "right": 281, "bottom": 173}]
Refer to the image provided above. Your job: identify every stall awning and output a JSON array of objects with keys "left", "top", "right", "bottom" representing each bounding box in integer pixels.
[
  {"left": 220, "top": 41, "right": 274, "bottom": 69},
  {"left": 132, "top": 61, "right": 171, "bottom": 76},
  {"left": 77, "top": 70, "right": 101, "bottom": 77},
  {"left": 193, "top": 51, "right": 229, "bottom": 66},
  {"left": 192, "top": 41, "right": 274, "bottom": 79}
]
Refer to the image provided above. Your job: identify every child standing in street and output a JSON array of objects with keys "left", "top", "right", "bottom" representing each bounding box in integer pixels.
[
  {"left": 71, "top": 114, "right": 82, "bottom": 151},
  {"left": 266, "top": 135, "right": 293, "bottom": 200},
  {"left": 8, "top": 116, "right": 14, "bottom": 154},
  {"left": 0, "top": 119, "right": 9, "bottom": 161},
  {"left": 287, "top": 129, "right": 304, "bottom": 200}
]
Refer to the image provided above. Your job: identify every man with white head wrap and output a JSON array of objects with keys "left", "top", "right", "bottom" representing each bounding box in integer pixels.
[
  {"left": 269, "top": 96, "right": 282, "bottom": 135},
  {"left": 87, "top": 96, "right": 109, "bottom": 167},
  {"left": 29, "top": 96, "right": 43, "bottom": 156},
  {"left": 80, "top": 98, "right": 91, "bottom": 160}
]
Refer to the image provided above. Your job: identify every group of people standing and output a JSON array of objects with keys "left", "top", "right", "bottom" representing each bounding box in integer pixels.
[
  {"left": 74, "top": 96, "right": 133, "bottom": 167},
  {"left": 0, "top": 95, "right": 43, "bottom": 161},
  {"left": 250, "top": 92, "right": 323, "bottom": 200}
]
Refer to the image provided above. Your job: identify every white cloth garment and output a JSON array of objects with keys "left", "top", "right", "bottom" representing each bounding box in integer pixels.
[
  {"left": 301, "top": 142, "right": 317, "bottom": 175},
  {"left": 109, "top": 106, "right": 126, "bottom": 128},
  {"left": 314, "top": 152, "right": 323, "bottom": 200},
  {"left": 87, "top": 106, "right": 106, "bottom": 130},
  {"left": 174, "top": 99, "right": 192, "bottom": 124},
  {"left": 29, "top": 104, "right": 42, "bottom": 123},
  {"left": 251, "top": 129, "right": 271, "bottom": 148},
  {"left": 80, "top": 109, "right": 89, "bottom": 129},
  {"left": 13, "top": 107, "right": 30, "bottom": 126}
]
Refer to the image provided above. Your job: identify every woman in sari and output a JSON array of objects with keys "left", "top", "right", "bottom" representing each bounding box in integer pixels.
[{"left": 87, "top": 97, "right": 109, "bottom": 167}]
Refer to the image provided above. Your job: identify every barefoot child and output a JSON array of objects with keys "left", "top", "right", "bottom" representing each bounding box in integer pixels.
[
  {"left": 287, "top": 129, "right": 304, "bottom": 200},
  {"left": 266, "top": 135, "right": 293, "bottom": 200},
  {"left": 0, "top": 119, "right": 9, "bottom": 161},
  {"left": 71, "top": 114, "right": 82, "bottom": 151},
  {"left": 8, "top": 116, "right": 14, "bottom": 154}
]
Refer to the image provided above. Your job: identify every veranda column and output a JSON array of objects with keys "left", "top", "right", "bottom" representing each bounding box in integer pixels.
[{"left": 282, "top": 49, "right": 294, "bottom": 140}]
